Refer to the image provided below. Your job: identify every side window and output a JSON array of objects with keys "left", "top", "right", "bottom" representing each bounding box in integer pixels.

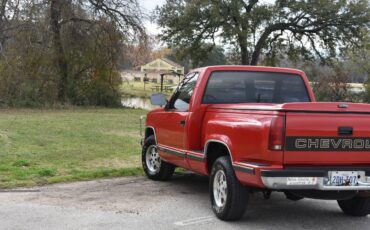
[{"left": 168, "top": 73, "right": 199, "bottom": 111}]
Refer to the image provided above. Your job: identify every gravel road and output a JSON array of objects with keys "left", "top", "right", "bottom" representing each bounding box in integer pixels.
[{"left": 0, "top": 172, "right": 369, "bottom": 230}]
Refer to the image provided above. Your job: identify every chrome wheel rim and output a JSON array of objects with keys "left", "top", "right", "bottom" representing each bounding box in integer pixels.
[
  {"left": 213, "top": 170, "right": 227, "bottom": 208},
  {"left": 145, "top": 145, "right": 161, "bottom": 174}
]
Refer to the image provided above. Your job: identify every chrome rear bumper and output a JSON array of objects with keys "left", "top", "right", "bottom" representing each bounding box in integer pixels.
[
  {"left": 262, "top": 177, "right": 370, "bottom": 190},
  {"left": 261, "top": 168, "right": 370, "bottom": 191}
]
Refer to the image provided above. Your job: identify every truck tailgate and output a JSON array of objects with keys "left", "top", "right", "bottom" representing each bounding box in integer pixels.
[{"left": 284, "top": 112, "right": 370, "bottom": 165}]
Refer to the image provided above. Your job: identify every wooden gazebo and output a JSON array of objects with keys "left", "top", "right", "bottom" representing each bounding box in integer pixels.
[
  {"left": 159, "top": 71, "right": 183, "bottom": 92},
  {"left": 140, "top": 58, "right": 185, "bottom": 93}
]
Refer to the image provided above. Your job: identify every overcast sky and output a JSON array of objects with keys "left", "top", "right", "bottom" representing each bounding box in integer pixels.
[{"left": 139, "top": 0, "right": 166, "bottom": 35}]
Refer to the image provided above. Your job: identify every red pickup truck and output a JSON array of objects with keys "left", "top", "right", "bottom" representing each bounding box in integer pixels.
[{"left": 141, "top": 66, "right": 370, "bottom": 220}]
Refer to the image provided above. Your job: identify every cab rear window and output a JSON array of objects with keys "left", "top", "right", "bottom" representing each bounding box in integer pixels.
[{"left": 202, "top": 71, "right": 310, "bottom": 104}]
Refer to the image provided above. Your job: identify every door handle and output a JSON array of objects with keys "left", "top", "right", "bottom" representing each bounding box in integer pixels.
[{"left": 180, "top": 120, "right": 186, "bottom": 127}]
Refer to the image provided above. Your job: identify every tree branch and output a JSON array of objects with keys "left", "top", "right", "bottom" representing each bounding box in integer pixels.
[
  {"left": 250, "top": 13, "right": 358, "bottom": 65},
  {"left": 251, "top": 22, "right": 294, "bottom": 65},
  {"left": 306, "top": 34, "right": 326, "bottom": 63},
  {"left": 243, "top": 0, "right": 258, "bottom": 13},
  {"left": 87, "top": 0, "right": 145, "bottom": 38}
]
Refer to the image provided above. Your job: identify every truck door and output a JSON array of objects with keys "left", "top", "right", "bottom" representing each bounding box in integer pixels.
[{"left": 156, "top": 72, "right": 199, "bottom": 167}]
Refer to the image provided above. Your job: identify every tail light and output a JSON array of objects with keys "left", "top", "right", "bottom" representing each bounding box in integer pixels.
[{"left": 269, "top": 116, "right": 286, "bottom": 151}]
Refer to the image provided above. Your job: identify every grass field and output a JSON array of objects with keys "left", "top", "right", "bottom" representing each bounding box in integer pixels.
[{"left": 0, "top": 108, "right": 147, "bottom": 188}]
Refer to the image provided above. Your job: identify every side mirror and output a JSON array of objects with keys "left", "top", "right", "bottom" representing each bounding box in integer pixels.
[{"left": 150, "top": 93, "right": 167, "bottom": 106}]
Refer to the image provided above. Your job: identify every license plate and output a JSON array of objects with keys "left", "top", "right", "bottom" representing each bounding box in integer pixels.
[{"left": 330, "top": 171, "right": 359, "bottom": 186}]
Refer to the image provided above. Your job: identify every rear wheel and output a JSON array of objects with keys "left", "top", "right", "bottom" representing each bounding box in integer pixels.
[
  {"left": 210, "top": 156, "right": 249, "bottom": 221},
  {"left": 337, "top": 196, "right": 370, "bottom": 217},
  {"left": 142, "top": 135, "right": 175, "bottom": 181}
]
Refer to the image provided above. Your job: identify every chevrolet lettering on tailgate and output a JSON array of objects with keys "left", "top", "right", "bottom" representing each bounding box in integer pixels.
[{"left": 286, "top": 137, "right": 370, "bottom": 151}]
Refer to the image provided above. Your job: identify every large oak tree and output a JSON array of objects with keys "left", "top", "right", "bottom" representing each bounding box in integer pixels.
[{"left": 157, "top": 0, "right": 370, "bottom": 65}]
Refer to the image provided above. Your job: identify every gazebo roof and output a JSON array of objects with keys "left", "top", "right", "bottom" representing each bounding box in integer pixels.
[
  {"left": 140, "top": 58, "right": 184, "bottom": 75},
  {"left": 160, "top": 58, "right": 183, "bottom": 68}
]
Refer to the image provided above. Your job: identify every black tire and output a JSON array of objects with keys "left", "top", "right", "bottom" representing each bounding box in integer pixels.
[
  {"left": 210, "top": 156, "right": 249, "bottom": 221},
  {"left": 142, "top": 135, "right": 175, "bottom": 181},
  {"left": 337, "top": 196, "right": 370, "bottom": 217}
]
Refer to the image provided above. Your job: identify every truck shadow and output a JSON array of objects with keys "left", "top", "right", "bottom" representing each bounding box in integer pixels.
[
  {"left": 170, "top": 171, "right": 210, "bottom": 194},
  {"left": 169, "top": 172, "right": 369, "bottom": 228}
]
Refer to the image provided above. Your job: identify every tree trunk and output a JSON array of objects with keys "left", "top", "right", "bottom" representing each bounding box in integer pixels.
[
  {"left": 250, "top": 52, "right": 259, "bottom": 66},
  {"left": 0, "top": 0, "right": 6, "bottom": 26},
  {"left": 250, "top": 23, "right": 290, "bottom": 66},
  {"left": 50, "top": 0, "right": 68, "bottom": 102},
  {"left": 0, "top": 0, "right": 7, "bottom": 49},
  {"left": 240, "top": 45, "right": 249, "bottom": 65},
  {"left": 250, "top": 35, "right": 268, "bottom": 66},
  {"left": 250, "top": 40, "right": 264, "bottom": 66},
  {"left": 237, "top": 32, "right": 249, "bottom": 65}
]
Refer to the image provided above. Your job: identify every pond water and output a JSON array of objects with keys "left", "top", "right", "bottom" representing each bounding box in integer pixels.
[{"left": 121, "top": 97, "right": 156, "bottom": 110}]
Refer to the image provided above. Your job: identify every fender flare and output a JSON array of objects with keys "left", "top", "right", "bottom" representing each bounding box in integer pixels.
[
  {"left": 204, "top": 138, "right": 234, "bottom": 162},
  {"left": 145, "top": 126, "right": 157, "bottom": 144}
]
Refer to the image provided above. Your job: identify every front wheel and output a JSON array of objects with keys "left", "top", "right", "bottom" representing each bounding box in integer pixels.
[
  {"left": 337, "top": 196, "right": 370, "bottom": 217},
  {"left": 142, "top": 135, "right": 175, "bottom": 181},
  {"left": 210, "top": 156, "right": 249, "bottom": 221}
]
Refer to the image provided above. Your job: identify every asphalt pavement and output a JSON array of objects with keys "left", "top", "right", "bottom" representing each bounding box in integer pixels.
[{"left": 0, "top": 172, "right": 369, "bottom": 230}]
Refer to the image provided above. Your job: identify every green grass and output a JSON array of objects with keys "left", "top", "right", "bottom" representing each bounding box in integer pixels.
[
  {"left": 0, "top": 108, "right": 147, "bottom": 188},
  {"left": 121, "top": 81, "right": 176, "bottom": 98}
]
